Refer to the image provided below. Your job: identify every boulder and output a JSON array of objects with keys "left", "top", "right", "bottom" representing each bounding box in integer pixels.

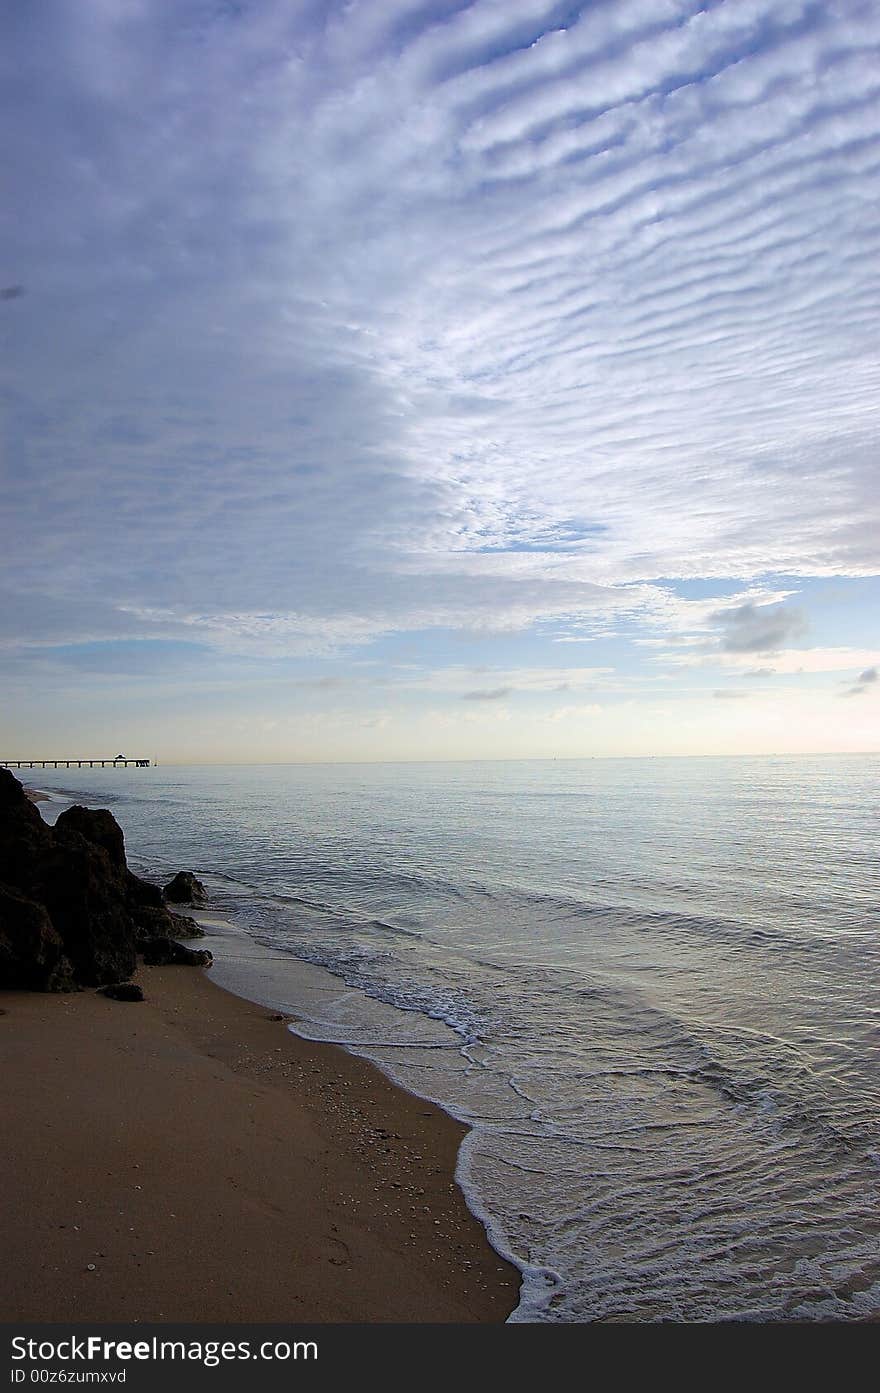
[
  {"left": 126, "top": 871, "right": 165, "bottom": 909},
  {"left": 0, "top": 768, "right": 56, "bottom": 898},
  {"left": 163, "top": 871, "right": 208, "bottom": 906},
  {"left": 130, "top": 906, "right": 205, "bottom": 944},
  {"left": 0, "top": 771, "right": 182, "bottom": 991},
  {"left": 0, "top": 881, "right": 75, "bottom": 991},
  {"left": 141, "top": 937, "right": 213, "bottom": 968},
  {"left": 38, "top": 826, "right": 138, "bottom": 986},
  {"left": 167, "top": 911, "right": 204, "bottom": 939},
  {"left": 54, "top": 805, "right": 126, "bottom": 870},
  {"left": 99, "top": 982, "right": 144, "bottom": 1002}
]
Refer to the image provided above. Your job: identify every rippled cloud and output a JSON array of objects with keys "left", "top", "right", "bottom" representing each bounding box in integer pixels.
[{"left": 2, "top": 1, "right": 878, "bottom": 754}]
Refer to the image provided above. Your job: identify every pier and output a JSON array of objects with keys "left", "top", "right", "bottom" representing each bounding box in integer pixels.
[{"left": 1, "top": 758, "right": 151, "bottom": 769}]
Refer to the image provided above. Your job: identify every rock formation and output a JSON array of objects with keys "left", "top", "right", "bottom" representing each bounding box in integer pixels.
[
  {"left": 140, "top": 938, "right": 213, "bottom": 967},
  {"left": 132, "top": 906, "right": 205, "bottom": 940},
  {"left": 0, "top": 882, "right": 73, "bottom": 992},
  {"left": 100, "top": 982, "right": 144, "bottom": 1002},
  {"left": 163, "top": 870, "right": 208, "bottom": 906},
  {"left": 0, "top": 769, "right": 211, "bottom": 991}
]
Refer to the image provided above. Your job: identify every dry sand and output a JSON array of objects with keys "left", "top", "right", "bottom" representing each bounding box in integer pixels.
[{"left": 0, "top": 965, "right": 519, "bottom": 1322}]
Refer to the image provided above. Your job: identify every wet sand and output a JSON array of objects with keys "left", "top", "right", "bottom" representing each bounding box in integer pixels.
[{"left": 0, "top": 965, "right": 519, "bottom": 1322}]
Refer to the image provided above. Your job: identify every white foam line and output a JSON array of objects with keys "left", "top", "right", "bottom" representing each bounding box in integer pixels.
[
  {"left": 286, "top": 1030, "right": 461, "bottom": 1050},
  {"left": 194, "top": 909, "right": 546, "bottom": 1321}
]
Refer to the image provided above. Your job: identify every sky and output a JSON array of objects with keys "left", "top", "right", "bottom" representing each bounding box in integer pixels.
[{"left": 1, "top": 0, "right": 878, "bottom": 762}]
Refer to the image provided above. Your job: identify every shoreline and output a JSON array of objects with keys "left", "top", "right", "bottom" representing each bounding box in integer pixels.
[
  {"left": 0, "top": 961, "right": 520, "bottom": 1322},
  {"left": 11, "top": 783, "right": 528, "bottom": 1322}
]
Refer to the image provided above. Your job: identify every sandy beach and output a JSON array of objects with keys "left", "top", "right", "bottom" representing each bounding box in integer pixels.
[{"left": 0, "top": 964, "right": 519, "bottom": 1323}]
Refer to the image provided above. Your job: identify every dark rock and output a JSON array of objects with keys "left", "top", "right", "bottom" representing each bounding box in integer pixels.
[
  {"left": 168, "top": 911, "right": 204, "bottom": 939},
  {"left": 131, "top": 906, "right": 175, "bottom": 942},
  {"left": 0, "top": 766, "right": 41, "bottom": 813},
  {"left": 0, "top": 881, "right": 75, "bottom": 991},
  {"left": 55, "top": 805, "right": 126, "bottom": 870},
  {"left": 39, "top": 827, "right": 138, "bottom": 986},
  {"left": 126, "top": 871, "right": 165, "bottom": 909},
  {"left": 130, "top": 906, "right": 205, "bottom": 944},
  {"left": 163, "top": 871, "right": 208, "bottom": 906},
  {"left": 0, "top": 770, "right": 192, "bottom": 992},
  {"left": 0, "top": 768, "right": 56, "bottom": 898},
  {"left": 141, "top": 937, "right": 213, "bottom": 968},
  {"left": 99, "top": 982, "right": 143, "bottom": 1002}
]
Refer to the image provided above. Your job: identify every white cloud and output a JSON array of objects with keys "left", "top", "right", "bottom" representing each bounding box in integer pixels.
[
  {"left": 545, "top": 703, "right": 603, "bottom": 721},
  {"left": 1, "top": 0, "right": 879, "bottom": 716},
  {"left": 666, "top": 646, "right": 880, "bottom": 675},
  {"left": 389, "top": 663, "right": 615, "bottom": 696}
]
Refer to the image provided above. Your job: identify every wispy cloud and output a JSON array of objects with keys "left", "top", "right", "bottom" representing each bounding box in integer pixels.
[
  {"left": 461, "top": 686, "right": 511, "bottom": 701},
  {"left": 842, "top": 665, "right": 879, "bottom": 697},
  {"left": 665, "top": 646, "right": 880, "bottom": 676}
]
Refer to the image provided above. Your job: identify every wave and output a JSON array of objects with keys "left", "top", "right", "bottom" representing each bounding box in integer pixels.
[
  {"left": 205, "top": 852, "right": 851, "bottom": 963},
  {"left": 209, "top": 873, "right": 880, "bottom": 1173}
]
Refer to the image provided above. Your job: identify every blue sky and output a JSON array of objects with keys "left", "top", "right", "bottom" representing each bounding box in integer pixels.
[{"left": 1, "top": 0, "right": 878, "bottom": 760}]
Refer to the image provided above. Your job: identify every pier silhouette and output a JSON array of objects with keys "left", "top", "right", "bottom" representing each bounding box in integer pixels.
[{"left": 1, "top": 757, "right": 151, "bottom": 769}]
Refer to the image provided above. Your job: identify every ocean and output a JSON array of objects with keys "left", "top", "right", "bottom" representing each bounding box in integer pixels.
[{"left": 32, "top": 755, "right": 880, "bottom": 1321}]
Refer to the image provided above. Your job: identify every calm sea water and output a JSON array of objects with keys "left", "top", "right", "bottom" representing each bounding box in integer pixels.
[{"left": 34, "top": 756, "right": 880, "bottom": 1321}]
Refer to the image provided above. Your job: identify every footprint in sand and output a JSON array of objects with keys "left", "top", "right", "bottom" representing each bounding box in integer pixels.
[{"left": 324, "top": 1234, "right": 351, "bottom": 1267}]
